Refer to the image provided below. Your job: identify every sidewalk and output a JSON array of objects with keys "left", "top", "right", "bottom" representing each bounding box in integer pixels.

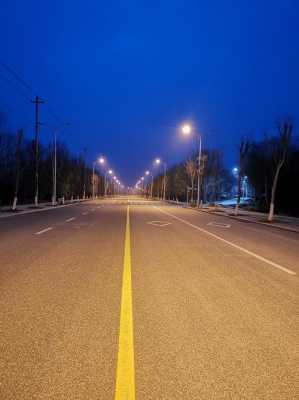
[
  {"left": 204, "top": 206, "right": 299, "bottom": 234},
  {"left": 0, "top": 198, "right": 91, "bottom": 218}
]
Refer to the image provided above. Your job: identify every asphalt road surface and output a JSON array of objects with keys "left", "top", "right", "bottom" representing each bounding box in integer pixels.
[{"left": 0, "top": 197, "right": 298, "bottom": 399}]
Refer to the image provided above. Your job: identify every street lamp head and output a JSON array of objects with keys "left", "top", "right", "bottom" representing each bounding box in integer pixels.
[
  {"left": 98, "top": 157, "right": 105, "bottom": 164},
  {"left": 141, "top": 177, "right": 144, "bottom": 181},
  {"left": 145, "top": 170, "right": 150, "bottom": 175},
  {"left": 182, "top": 124, "right": 192, "bottom": 135},
  {"left": 233, "top": 167, "right": 238, "bottom": 174},
  {"left": 108, "top": 169, "right": 113, "bottom": 174},
  {"left": 155, "top": 158, "right": 161, "bottom": 165}
]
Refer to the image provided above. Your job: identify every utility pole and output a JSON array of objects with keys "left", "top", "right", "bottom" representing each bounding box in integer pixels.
[
  {"left": 12, "top": 129, "right": 23, "bottom": 210},
  {"left": 52, "top": 130, "right": 57, "bottom": 206},
  {"left": 31, "top": 96, "right": 45, "bottom": 206}
]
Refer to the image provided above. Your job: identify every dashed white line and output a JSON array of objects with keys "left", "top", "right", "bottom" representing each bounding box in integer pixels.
[
  {"left": 65, "top": 217, "right": 76, "bottom": 222},
  {"left": 154, "top": 206, "right": 296, "bottom": 276},
  {"left": 82, "top": 212, "right": 89, "bottom": 215},
  {"left": 35, "top": 227, "right": 53, "bottom": 235}
]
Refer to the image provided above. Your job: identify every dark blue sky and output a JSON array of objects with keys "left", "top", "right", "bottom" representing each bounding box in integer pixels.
[{"left": 1, "top": 1, "right": 299, "bottom": 185}]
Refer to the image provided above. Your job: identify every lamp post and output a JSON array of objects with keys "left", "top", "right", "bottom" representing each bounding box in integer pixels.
[
  {"left": 182, "top": 124, "right": 202, "bottom": 207},
  {"left": 105, "top": 169, "right": 113, "bottom": 196},
  {"left": 113, "top": 176, "right": 117, "bottom": 196},
  {"left": 52, "top": 129, "right": 57, "bottom": 206},
  {"left": 155, "top": 158, "right": 167, "bottom": 201},
  {"left": 92, "top": 156, "right": 105, "bottom": 199},
  {"left": 145, "top": 170, "right": 153, "bottom": 198},
  {"left": 140, "top": 176, "right": 145, "bottom": 196}
]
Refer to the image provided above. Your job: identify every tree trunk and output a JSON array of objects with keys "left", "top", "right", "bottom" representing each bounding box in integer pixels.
[
  {"left": 191, "top": 178, "right": 194, "bottom": 204},
  {"left": 268, "top": 162, "right": 283, "bottom": 222}
]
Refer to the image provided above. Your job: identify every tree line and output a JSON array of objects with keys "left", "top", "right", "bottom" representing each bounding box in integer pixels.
[
  {"left": 149, "top": 119, "right": 298, "bottom": 218},
  {"left": 0, "top": 128, "right": 100, "bottom": 207}
]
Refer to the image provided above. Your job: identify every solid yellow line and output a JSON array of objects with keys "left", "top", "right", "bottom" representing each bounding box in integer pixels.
[{"left": 115, "top": 206, "right": 135, "bottom": 400}]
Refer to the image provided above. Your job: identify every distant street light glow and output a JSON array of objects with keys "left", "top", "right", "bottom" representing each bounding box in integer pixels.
[{"left": 182, "top": 124, "right": 192, "bottom": 135}]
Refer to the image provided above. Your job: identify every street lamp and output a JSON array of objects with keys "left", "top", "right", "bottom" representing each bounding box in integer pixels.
[
  {"left": 181, "top": 123, "right": 202, "bottom": 207},
  {"left": 104, "top": 169, "right": 113, "bottom": 196},
  {"left": 92, "top": 156, "right": 105, "bottom": 199},
  {"left": 182, "top": 124, "right": 192, "bottom": 135},
  {"left": 145, "top": 170, "right": 154, "bottom": 198},
  {"left": 154, "top": 158, "right": 167, "bottom": 201}
]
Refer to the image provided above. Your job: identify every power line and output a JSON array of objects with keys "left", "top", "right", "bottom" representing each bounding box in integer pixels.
[
  {"left": 0, "top": 72, "right": 31, "bottom": 101},
  {"left": 0, "top": 59, "right": 66, "bottom": 127},
  {"left": 0, "top": 60, "right": 34, "bottom": 94}
]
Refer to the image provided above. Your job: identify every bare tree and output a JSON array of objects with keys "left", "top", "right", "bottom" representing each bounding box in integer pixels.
[
  {"left": 185, "top": 158, "right": 196, "bottom": 203},
  {"left": 268, "top": 120, "right": 292, "bottom": 221},
  {"left": 235, "top": 140, "right": 250, "bottom": 215}
]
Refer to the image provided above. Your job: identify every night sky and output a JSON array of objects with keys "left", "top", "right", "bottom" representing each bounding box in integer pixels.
[{"left": 1, "top": 1, "right": 299, "bottom": 185}]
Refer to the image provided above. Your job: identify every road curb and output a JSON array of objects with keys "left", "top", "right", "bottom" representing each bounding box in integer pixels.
[
  {"left": 167, "top": 202, "right": 299, "bottom": 234},
  {"left": 0, "top": 199, "right": 91, "bottom": 219}
]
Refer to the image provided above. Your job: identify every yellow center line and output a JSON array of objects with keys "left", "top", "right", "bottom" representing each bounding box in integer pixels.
[{"left": 115, "top": 205, "right": 135, "bottom": 400}]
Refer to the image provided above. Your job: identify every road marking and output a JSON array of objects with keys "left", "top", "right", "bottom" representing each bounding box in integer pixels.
[
  {"left": 154, "top": 206, "right": 296, "bottom": 276},
  {"left": 82, "top": 211, "right": 88, "bottom": 215},
  {"left": 207, "top": 221, "right": 231, "bottom": 228},
  {"left": 115, "top": 206, "right": 135, "bottom": 400},
  {"left": 65, "top": 217, "right": 76, "bottom": 222},
  {"left": 35, "top": 227, "right": 53, "bottom": 235},
  {"left": 147, "top": 220, "right": 172, "bottom": 227}
]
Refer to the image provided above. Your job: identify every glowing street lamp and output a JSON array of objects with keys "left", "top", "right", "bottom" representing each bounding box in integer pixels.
[
  {"left": 182, "top": 124, "right": 192, "bottom": 135},
  {"left": 145, "top": 170, "right": 153, "bottom": 198},
  {"left": 154, "top": 158, "right": 167, "bottom": 200},
  {"left": 181, "top": 123, "right": 202, "bottom": 207},
  {"left": 104, "top": 169, "right": 113, "bottom": 197},
  {"left": 92, "top": 156, "right": 106, "bottom": 199}
]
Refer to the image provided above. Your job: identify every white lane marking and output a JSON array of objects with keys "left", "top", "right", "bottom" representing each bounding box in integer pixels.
[
  {"left": 82, "top": 212, "right": 89, "bottom": 215},
  {"left": 154, "top": 206, "right": 296, "bottom": 276},
  {"left": 147, "top": 220, "right": 172, "bottom": 227},
  {"left": 207, "top": 221, "right": 231, "bottom": 228},
  {"left": 35, "top": 227, "right": 53, "bottom": 235},
  {"left": 91, "top": 208, "right": 96, "bottom": 212},
  {"left": 65, "top": 217, "right": 76, "bottom": 222}
]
